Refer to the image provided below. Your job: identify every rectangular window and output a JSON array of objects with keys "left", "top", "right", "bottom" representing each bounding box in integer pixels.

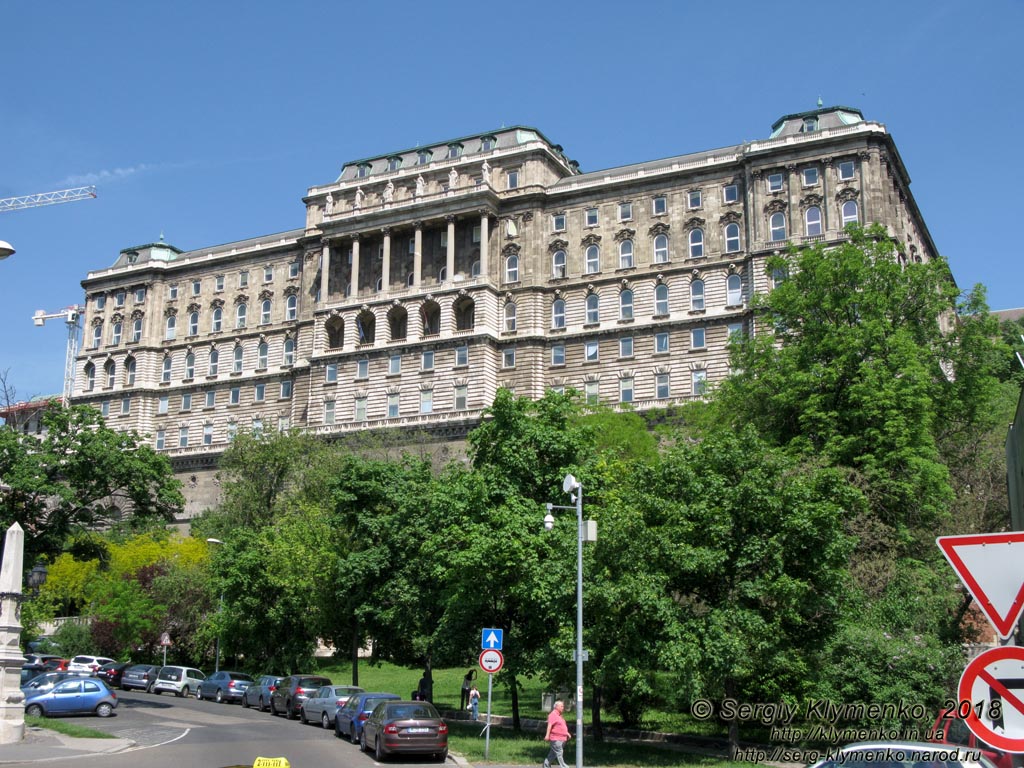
[
  {"left": 420, "top": 389, "right": 433, "bottom": 413},
  {"left": 422, "top": 350, "right": 434, "bottom": 371},
  {"left": 455, "top": 384, "right": 468, "bottom": 411},
  {"left": 120, "top": 397, "right": 131, "bottom": 415},
  {"left": 115, "top": 290, "right": 126, "bottom": 306},
  {"left": 191, "top": 280, "right": 201, "bottom": 296},
  {"left": 134, "top": 288, "right": 146, "bottom": 303},
  {"left": 289, "top": 261, "right": 300, "bottom": 278},
  {"left": 691, "top": 328, "right": 706, "bottom": 349},
  {"left": 618, "top": 202, "right": 632, "bottom": 221},
  {"left": 239, "top": 270, "right": 249, "bottom": 288},
  {"left": 101, "top": 401, "right": 110, "bottom": 417},
  {"left": 278, "top": 416, "right": 290, "bottom": 432},
  {"left": 619, "top": 337, "right": 633, "bottom": 358},
  {"left": 215, "top": 275, "right": 225, "bottom": 291},
  {"left": 280, "top": 380, "right": 292, "bottom": 399},
  {"left": 551, "top": 344, "right": 565, "bottom": 366},
  {"left": 585, "top": 340, "right": 599, "bottom": 362},
  {"left": 95, "top": 295, "right": 107, "bottom": 310},
  {"left": 324, "top": 401, "right": 335, "bottom": 425},
  {"left": 723, "top": 184, "right": 739, "bottom": 203},
  {"left": 264, "top": 266, "right": 273, "bottom": 282},
  {"left": 181, "top": 393, "right": 192, "bottom": 411},
  {"left": 656, "top": 373, "right": 670, "bottom": 399},
  {"left": 203, "top": 423, "right": 214, "bottom": 446},
  {"left": 728, "top": 321, "right": 745, "bottom": 340},
  {"left": 156, "top": 429, "right": 165, "bottom": 450},
  {"left": 688, "top": 190, "right": 702, "bottom": 209},
  {"left": 655, "top": 332, "right": 670, "bottom": 354},
  {"left": 472, "top": 226, "right": 481, "bottom": 243},
  {"left": 652, "top": 196, "right": 667, "bottom": 215},
  {"left": 168, "top": 284, "right": 178, "bottom": 300},
  {"left": 502, "top": 347, "right": 516, "bottom": 368},
  {"left": 230, "top": 387, "right": 240, "bottom": 405},
  {"left": 357, "top": 359, "right": 369, "bottom": 379},
  {"left": 354, "top": 396, "right": 367, "bottom": 422},
  {"left": 389, "top": 355, "right": 401, "bottom": 375},
  {"left": 178, "top": 426, "right": 189, "bottom": 448},
  {"left": 205, "top": 391, "right": 216, "bottom": 408},
  {"left": 768, "top": 173, "right": 784, "bottom": 192},
  {"left": 158, "top": 395, "right": 169, "bottom": 414},
  {"left": 585, "top": 381, "right": 599, "bottom": 405},
  {"left": 584, "top": 208, "right": 599, "bottom": 227},
  {"left": 325, "top": 363, "right": 338, "bottom": 383},
  {"left": 254, "top": 383, "right": 265, "bottom": 402},
  {"left": 692, "top": 369, "right": 708, "bottom": 396},
  {"left": 619, "top": 377, "right": 634, "bottom": 404},
  {"left": 388, "top": 393, "right": 400, "bottom": 418},
  {"left": 506, "top": 169, "right": 519, "bottom": 189},
  {"left": 552, "top": 213, "right": 566, "bottom": 232},
  {"left": 803, "top": 167, "right": 819, "bottom": 186},
  {"left": 839, "top": 160, "right": 856, "bottom": 180}
]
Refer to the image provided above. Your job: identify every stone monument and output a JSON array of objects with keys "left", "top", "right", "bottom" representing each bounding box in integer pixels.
[{"left": 0, "top": 523, "right": 26, "bottom": 744}]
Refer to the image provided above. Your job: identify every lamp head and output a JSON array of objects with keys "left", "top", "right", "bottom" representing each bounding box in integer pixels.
[{"left": 543, "top": 513, "right": 555, "bottom": 531}]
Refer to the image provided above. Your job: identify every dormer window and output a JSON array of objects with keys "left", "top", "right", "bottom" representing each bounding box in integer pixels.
[
  {"left": 387, "top": 156, "right": 402, "bottom": 172},
  {"left": 803, "top": 117, "right": 818, "bottom": 132},
  {"left": 481, "top": 136, "right": 496, "bottom": 151},
  {"left": 447, "top": 143, "right": 463, "bottom": 159},
  {"left": 417, "top": 150, "right": 432, "bottom": 165},
  {"left": 356, "top": 163, "right": 371, "bottom": 179}
]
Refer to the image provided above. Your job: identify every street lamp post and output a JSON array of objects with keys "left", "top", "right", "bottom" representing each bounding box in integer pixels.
[
  {"left": 206, "top": 538, "right": 224, "bottom": 674},
  {"left": 545, "top": 473, "right": 592, "bottom": 768}
]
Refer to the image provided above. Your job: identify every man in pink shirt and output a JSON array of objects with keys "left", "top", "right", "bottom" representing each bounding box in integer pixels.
[{"left": 542, "top": 699, "right": 572, "bottom": 768}]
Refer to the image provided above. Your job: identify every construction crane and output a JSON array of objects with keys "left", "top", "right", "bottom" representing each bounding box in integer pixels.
[
  {"left": 0, "top": 185, "right": 97, "bottom": 214},
  {"left": 32, "top": 306, "right": 84, "bottom": 408}
]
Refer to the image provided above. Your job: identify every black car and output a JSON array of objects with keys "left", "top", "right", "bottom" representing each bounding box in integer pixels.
[
  {"left": 94, "top": 661, "right": 131, "bottom": 688},
  {"left": 269, "top": 674, "right": 331, "bottom": 719},
  {"left": 196, "top": 671, "right": 254, "bottom": 703},
  {"left": 120, "top": 663, "right": 159, "bottom": 692}
]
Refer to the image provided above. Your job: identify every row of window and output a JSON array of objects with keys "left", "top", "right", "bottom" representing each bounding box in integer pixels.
[
  {"left": 552, "top": 187, "right": 740, "bottom": 232},
  {"left": 154, "top": 416, "right": 290, "bottom": 450},
  {"left": 766, "top": 160, "right": 856, "bottom": 193},
  {"left": 769, "top": 201, "right": 859, "bottom": 242},
  {"left": 155, "top": 381, "right": 294, "bottom": 415},
  {"left": 355, "top": 137, "right": 500, "bottom": 178}
]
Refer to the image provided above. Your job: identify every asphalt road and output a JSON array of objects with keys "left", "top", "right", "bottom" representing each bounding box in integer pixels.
[{"left": 48, "top": 688, "right": 451, "bottom": 768}]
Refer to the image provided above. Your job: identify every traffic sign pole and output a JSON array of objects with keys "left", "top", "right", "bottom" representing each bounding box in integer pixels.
[{"left": 485, "top": 669, "right": 493, "bottom": 759}]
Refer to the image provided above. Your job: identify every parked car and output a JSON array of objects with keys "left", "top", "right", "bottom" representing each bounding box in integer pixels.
[
  {"left": 299, "top": 685, "right": 364, "bottom": 728},
  {"left": 196, "top": 671, "right": 254, "bottom": 703},
  {"left": 335, "top": 691, "right": 402, "bottom": 741},
  {"left": 120, "top": 664, "right": 159, "bottom": 693},
  {"left": 152, "top": 665, "right": 206, "bottom": 697},
  {"left": 41, "top": 658, "right": 69, "bottom": 672},
  {"left": 24, "top": 677, "right": 118, "bottom": 718},
  {"left": 67, "top": 655, "right": 115, "bottom": 674},
  {"left": 360, "top": 699, "right": 448, "bottom": 762},
  {"left": 23, "top": 653, "right": 62, "bottom": 672},
  {"left": 94, "top": 661, "right": 131, "bottom": 688},
  {"left": 808, "top": 741, "right": 998, "bottom": 768},
  {"left": 242, "top": 674, "right": 283, "bottom": 711},
  {"left": 930, "top": 711, "right": 1013, "bottom": 768},
  {"left": 270, "top": 674, "right": 331, "bottom": 719},
  {"left": 21, "top": 671, "right": 87, "bottom": 695}
]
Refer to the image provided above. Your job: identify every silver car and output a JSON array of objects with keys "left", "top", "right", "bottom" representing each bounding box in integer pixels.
[
  {"left": 300, "top": 685, "right": 364, "bottom": 728},
  {"left": 241, "top": 674, "right": 283, "bottom": 712}
]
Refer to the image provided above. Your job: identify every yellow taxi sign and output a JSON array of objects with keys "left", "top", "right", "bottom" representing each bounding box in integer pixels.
[{"left": 253, "top": 759, "right": 290, "bottom": 768}]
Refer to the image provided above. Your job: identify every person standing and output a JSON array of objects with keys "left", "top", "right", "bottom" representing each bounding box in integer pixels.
[
  {"left": 469, "top": 684, "right": 480, "bottom": 721},
  {"left": 460, "top": 669, "right": 476, "bottom": 709},
  {"left": 542, "top": 699, "right": 571, "bottom": 768}
]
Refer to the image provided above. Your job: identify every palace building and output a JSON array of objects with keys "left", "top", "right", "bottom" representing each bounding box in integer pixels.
[{"left": 73, "top": 105, "right": 937, "bottom": 516}]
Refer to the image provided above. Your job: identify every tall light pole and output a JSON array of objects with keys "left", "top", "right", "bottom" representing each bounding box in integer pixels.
[
  {"left": 545, "top": 473, "right": 594, "bottom": 768},
  {"left": 206, "top": 538, "right": 224, "bottom": 674}
]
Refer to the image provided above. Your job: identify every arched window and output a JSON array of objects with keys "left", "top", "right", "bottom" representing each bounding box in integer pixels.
[
  {"left": 124, "top": 358, "right": 136, "bottom": 387},
  {"left": 92, "top": 324, "right": 102, "bottom": 349},
  {"left": 421, "top": 301, "right": 441, "bottom": 336},
  {"left": 233, "top": 345, "right": 244, "bottom": 373},
  {"left": 283, "top": 338, "right": 295, "bottom": 366},
  {"left": 165, "top": 315, "right": 176, "bottom": 340},
  {"left": 104, "top": 360, "right": 115, "bottom": 388},
  {"left": 162, "top": 355, "right": 172, "bottom": 383},
  {"left": 209, "top": 348, "right": 219, "bottom": 376},
  {"left": 470, "top": 260, "right": 481, "bottom": 277},
  {"left": 84, "top": 362, "right": 96, "bottom": 391},
  {"left": 325, "top": 316, "right": 344, "bottom": 349},
  {"left": 505, "top": 254, "right": 519, "bottom": 283},
  {"left": 653, "top": 234, "right": 669, "bottom": 263},
  {"left": 585, "top": 245, "right": 600, "bottom": 274},
  {"left": 841, "top": 200, "right": 859, "bottom": 226},
  {"left": 454, "top": 296, "right": 475, "bottom": 331},
  {"left": 504, "top": 302, "right": 517, "bottom": 332},
  {"left": 552, "top": 250, "right": 567, "bottom": 279},
  {"left": 111, "top": 322, "right": 122, "bottom": 345},
  {"left": 724, "top": 223, "right": 740, "bottom": 253},
  {"left": 688, "top": 228, "right": 704, "bottom": 258},
  {"left": 619, "top": 240, "right": 634, "bottom": 269},
  {"left": 389, "top": 307, "right": 408, "bottom": 341},
  {"left": 438, "top": 266, "right": 447, "bottom": 283},
  {"left": 286, "top": 295, "right": 297, "bottom": 320},
  {"left": 236, "top": 303, "right": 247, "bottom": 329},
  {"left": 211, "top": 307, "right": 223, "bottom": 332},
  {"left": 188, "top": 312, "right": 199, "bottom": 336},
  {"left": 727, "top": 274, "right": 742, "bottom": 306},
  {"left": 184, "top": 352, "right": 195, "bottom": 379},
  {"left": 552, "top": 299, "right": 566, "bottom": 329},
  {"left": 619, "top": 289, "right": 634, "bottom": 320},
  {"left": 770, "top": 212, "right": 787, "bottom": 242},
  {"left": 261, "top": 300, "right": 271, "bottom": 324},
  {"left": 586, "top": 293, "right": 600, "bottom": 324},
  {"left": 132, "top": 317, "right": 143, "bottom": 342},
  {"left": 805, "top": 206, "right": 822, "bottom": 237},
  {"left": 258, "top": 342, "right": 268, "bottom": 369},
  {"left": 655, "top": 284, "right": 669, "bottom": 316},
  {"left": 690, "top": 279, "right": 705, "bottom": 311}
]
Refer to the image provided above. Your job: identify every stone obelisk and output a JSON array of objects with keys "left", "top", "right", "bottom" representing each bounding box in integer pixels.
[{"left": 0, "top": 523, "right": 26, "bottom": 744}]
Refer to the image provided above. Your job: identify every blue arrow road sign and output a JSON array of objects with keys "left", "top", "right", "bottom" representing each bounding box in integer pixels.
[{"left": 482, "top": 628, "right": 503, "bottom": 650}]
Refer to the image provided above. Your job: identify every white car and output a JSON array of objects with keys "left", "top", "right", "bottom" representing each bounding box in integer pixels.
[
  {"left": 66, "top": 655, "right": 115, "bottom": 674},
  {"left": 152, "top": 665, "right": 206, "bottom": 697}
]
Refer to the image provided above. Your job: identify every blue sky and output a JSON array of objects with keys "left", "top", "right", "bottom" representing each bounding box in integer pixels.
[{"left": 2, "top": 0, "right": 1021, "bottom": 401}]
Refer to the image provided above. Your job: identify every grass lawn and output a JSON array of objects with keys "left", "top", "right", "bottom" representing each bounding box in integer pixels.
[{"left": 25, "top": 715, "right": 116, "bottom": 739}]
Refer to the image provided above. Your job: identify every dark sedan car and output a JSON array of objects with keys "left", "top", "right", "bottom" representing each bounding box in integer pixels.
[
  {"left": 196, "top": 670, "right": 254, "bottom": 703},
  {"left": 94, "top": 661, "right": 131, "bottom": 688},
  {"left": 270, "top": 674, "right": 331, "bottom": 719},
  {"left": 120, "top": 664, "right": 158, "bottom": 692},
  {"left": 360, "top": 700, "right": 448, "bottom": 762},
  {"left": 335, "top": 691, "right": 401, "bottom": 741}
]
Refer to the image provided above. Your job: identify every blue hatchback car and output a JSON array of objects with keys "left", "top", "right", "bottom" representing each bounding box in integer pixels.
[
  {"left": 24, "top": 677, "right": 118, "bottom": 718},
  {"left": 334, "top": 691, "right": 401, "bottom": 741}
]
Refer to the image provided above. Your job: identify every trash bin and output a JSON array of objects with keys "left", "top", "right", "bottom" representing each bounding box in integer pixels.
[{"left": 541, "top": 692, "right": 554, "bottom": 711}]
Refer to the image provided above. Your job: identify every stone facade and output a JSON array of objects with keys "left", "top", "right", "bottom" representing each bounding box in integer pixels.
[{"left": 73, "top": 106, "right": 937, "bottom": 518}]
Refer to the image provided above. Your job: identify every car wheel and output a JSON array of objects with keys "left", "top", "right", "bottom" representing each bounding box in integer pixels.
[
  {"left": 436, "top": 749, "right": 448, "bottom": 763},
  {"left": 196, "top": 687, "right": 203, "bottom": 700},
  {"left": 286, "top": 700, "right": 296, "bottom": 720},
  {"left": 359, "top": 729, "right": 368, "bottom": 752},
  {"left": 241, "top": 694, "right": 250, "bottom": 709},
  {"left": 146, "top": 682, "right": 154, "bottom": 694},
  {"left": 375, "top": 735, "right": 385, "bottom": 762},
  {"left": 25, "top": 704, "right": 44, "bottom": 718},
  {"left": 322, "top": 712, "right": 330, "bottom": 729},
  {"left": 153, "top": 689, "right": 161, "bottom": 695},
  {"left": 181, "top": 686, "right": 190, "bottom": 698},
  {"left": 299, "top": 706, "right": 308, "bottom": 724},
  {"left": 215, "top": 689, "right": 224, "bottom": 704},
  {"left": 95, "top": 702, "right": 114, "bottom": 718}
]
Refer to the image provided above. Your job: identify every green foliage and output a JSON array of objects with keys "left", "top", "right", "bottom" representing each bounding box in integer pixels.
[{"left": 52, "top": 620, "right": 93, "bottom": 655}]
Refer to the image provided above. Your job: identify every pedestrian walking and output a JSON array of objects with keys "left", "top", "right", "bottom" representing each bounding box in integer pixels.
[
  {"left": 469, "top": 684, "right": 480, "bottom": 720},
  {"left": 542, "top": 699, "right": 571, "bottom": 768}
]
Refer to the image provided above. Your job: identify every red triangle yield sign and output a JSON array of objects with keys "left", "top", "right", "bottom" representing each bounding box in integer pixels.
[{"left": 937, "top": 532, "right": 1024, "bottom": 639}]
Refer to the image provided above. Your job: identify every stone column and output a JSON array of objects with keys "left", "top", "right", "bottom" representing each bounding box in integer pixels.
[
  {"left": 381, "top": 229, "right": 391, "bottom": 295},
  {"left": 479, "top": 213, "right": 489, "bottom": 278},
  {"left": 350, "top": 238, "right": 360, "bottom": 299},
  {"left": 0, "top": 523, "right": 26, "bottom": 744},
  {"left": 319, "top": 242, "right": 331, "bottom": 303},
  {"left": 413, "top": 223, "right": 423, "bottom": 290},
  {"left": 446, "top": 216, "right": 456, "bottom": 283}
]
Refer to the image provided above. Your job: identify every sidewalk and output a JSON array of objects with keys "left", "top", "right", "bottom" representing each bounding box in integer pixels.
[{"left": 0, "top": 726, "right": 135, "bottom": 764}]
